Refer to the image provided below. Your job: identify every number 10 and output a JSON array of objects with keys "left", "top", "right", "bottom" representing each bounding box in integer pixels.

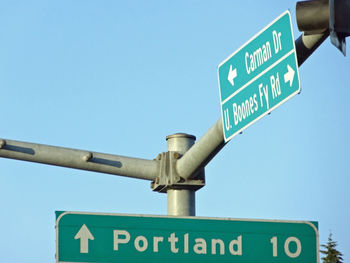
[{"left": 270, "top": 236, "right": 302, "bottom": 258}]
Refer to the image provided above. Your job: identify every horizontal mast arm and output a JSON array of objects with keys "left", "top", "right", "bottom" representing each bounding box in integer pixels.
[
  {"left": 176, "top": 119, "right": 225, "bottom": 180},
  {"left": 0, "top": 139, "right": 158, "bottom": 181}
]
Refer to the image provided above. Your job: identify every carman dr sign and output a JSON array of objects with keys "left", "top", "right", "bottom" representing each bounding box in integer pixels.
[{"left": 218, "top": 10, "right": 300, "bottom": 142}]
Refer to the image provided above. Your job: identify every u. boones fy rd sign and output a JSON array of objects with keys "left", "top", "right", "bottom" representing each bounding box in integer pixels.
[
  {"left": 56, "top": 211, "right": 318, "bottom": 263},
  {"left": 218, "top": 10, "right": 300, "bottom": 142}
]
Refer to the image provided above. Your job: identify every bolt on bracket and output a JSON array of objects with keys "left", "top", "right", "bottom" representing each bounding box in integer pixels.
[{"left": 151, "top": 151, "right": 205, "bottom": 193}]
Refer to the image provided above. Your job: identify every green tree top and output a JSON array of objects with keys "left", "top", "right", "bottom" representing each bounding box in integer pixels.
[{"left": 320, "top": 233, "right": 343, "bottom": 263}]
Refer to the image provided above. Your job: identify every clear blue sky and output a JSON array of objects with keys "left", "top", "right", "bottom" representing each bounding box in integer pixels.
[{"left": 1, "top": 0, "right": 349, "bottom": 262}]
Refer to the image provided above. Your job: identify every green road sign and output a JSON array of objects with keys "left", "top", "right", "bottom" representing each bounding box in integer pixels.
[
  {"left": 56, "top": 211, "right": 318, "bottom": 263},
  {"left": 218, "top": 10, "right": 300, "bottom": 142}
]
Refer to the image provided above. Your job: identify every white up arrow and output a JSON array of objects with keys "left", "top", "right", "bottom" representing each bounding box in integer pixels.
[
  {"left": 284, "top": 64, "right": 295, "bottom": 87},
  {"left": 228, "top": 65, "right": 237, "bottom": 86},
  {"left": 74, "top": 224, "right": 94, "bottom": 254}
]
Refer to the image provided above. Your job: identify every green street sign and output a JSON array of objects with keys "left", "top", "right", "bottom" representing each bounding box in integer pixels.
[
  {"left": 56, "top": 211, "right": 318, "bottom": 263},
  {"left": 218, "top": 10, "right": 300, "bottom": 142}
]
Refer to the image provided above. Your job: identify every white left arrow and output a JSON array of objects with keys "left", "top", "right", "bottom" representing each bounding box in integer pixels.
[
  {"left": 74, "top": 224, "right": 94, "bottom": 254},
  {"left": 227, "top": 65, "right": 238, "bottom": 86},
  {"left": 284, "top": 64, "right": 295, "bottom": 87}
]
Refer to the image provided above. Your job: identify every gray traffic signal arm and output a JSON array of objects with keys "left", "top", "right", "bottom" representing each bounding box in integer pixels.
[
  {"left": 0, "top": 139, "right": 157, "bottom": 181},
  {"left": 169, "top": 32, "right": 330, "bottom": 181},
  {"left": 0, "top": 32, "right": 328, "bottom": 186}
]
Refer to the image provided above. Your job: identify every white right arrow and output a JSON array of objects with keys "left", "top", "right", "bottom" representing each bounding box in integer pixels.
[
  {"left": 284, "top": 64, "right": 295, "bottom": 87},
  {"left": 74, "top": 224, "right": 94, "bottom": 254}
]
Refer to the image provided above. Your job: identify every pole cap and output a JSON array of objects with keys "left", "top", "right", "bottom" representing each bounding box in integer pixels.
[{"left": 166, "top": 133, "right": 196, "bottom": 141}]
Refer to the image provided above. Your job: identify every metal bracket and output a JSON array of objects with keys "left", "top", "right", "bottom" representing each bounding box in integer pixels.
[{"left": 151, "top": 151, "right": 205, "bottom": 193}]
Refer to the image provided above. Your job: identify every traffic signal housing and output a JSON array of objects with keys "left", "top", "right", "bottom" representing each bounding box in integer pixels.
[{"left": 296, "top": 0, "right": 350, "bottom": 55}]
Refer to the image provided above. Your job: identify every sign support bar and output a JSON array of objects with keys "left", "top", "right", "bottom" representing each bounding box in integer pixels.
[
  {"left": 0, "top": 138, "right": 157, "bottom": 181},
  {"left": 295, "top": 32, "right": 329, "bottom": 66}
]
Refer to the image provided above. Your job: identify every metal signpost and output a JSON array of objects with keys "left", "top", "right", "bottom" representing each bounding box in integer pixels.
[
  {"left": 218, "top": 11, "right": 300, "bottom": 142},
  {"left": 56, "top": 211, "right": 318, "bottom": 263}
]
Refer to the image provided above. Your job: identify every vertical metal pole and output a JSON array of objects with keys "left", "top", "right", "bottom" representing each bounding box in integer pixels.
[{"left": 166, "top": 133, "right": 196, "bottom": 216}]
